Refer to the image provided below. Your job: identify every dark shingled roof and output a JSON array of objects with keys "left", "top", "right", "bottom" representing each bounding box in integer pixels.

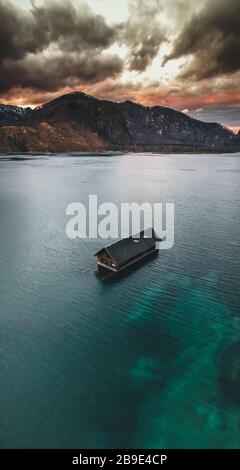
[{"left": 95, "top": 229, "right": 160, "bottom": 267}]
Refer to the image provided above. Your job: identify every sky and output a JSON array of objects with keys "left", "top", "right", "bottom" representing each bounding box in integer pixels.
[{"left": 0, "top": 0, "right": 239, "bottom": 131}]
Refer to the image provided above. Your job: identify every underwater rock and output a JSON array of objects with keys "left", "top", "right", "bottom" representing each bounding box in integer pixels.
[{"left": 219, "top": 340, "right": 240, "bottom": 407}]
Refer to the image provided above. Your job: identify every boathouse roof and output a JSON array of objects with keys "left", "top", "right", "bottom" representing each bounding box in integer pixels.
[{"left": 95, "top": 229, "right": 160, "bottom": 267}]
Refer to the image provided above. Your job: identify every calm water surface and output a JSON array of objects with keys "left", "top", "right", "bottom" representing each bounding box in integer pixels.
[{"left": 0, "top": 153, "right": 239, "bottom": 448}]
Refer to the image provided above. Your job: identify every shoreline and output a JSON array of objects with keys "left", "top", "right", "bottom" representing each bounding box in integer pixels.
[{"left": 1, "top": 149, "right": 240, "bottom": 157}]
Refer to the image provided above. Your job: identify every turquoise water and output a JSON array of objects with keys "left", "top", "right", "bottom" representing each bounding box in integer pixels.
[{"left": 0, "top": 153, "right": 239, "bottom": 449}]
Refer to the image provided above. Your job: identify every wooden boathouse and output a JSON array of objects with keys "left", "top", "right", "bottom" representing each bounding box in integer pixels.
[{"left": 95, "top": 229, "right": 161, "bottom": 273}]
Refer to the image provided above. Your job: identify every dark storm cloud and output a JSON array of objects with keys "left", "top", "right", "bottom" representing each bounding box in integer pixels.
[
  {"left": 0, "top": 0, "right": 45, "bottom": 60},
  {"left": 0, "top": 0, "right": 239, "bottom": 130},
  {"left": 0, "top": 0, "right": 115, "bottom": 59},
  {"left": 0, "top": 52, "right": 123, "bottom": 93},
  {"left": 119, "top": 0, "right": 165, "bottom": 71},
  {"left": 32, "top": 0, "right": 115, "bottom": 51},
  {"left": 0, "top": 0, "right": 167, "bottom": 95},
  {"left": 166, "top": 0, "right": 240, "bottom": 79},
  {"left": 0, "top": 0, "right": 121, "bottom": 93}
]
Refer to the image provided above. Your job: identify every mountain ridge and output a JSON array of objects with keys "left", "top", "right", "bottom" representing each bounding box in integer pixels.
[{"left": 0, "top": 92, "right": 238, "bottom": 153}]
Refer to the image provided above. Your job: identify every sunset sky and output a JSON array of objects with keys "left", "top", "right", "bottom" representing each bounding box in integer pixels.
[{"left": 1, "top": 0, "right": 239, "bottom": 131}]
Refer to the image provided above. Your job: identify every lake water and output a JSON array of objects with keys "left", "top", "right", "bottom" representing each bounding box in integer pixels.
[{"left": 0, "top": 153, "right": 239, "bottom": 449}]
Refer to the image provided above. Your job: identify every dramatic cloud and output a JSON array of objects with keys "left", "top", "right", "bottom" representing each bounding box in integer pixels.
[
  {"left": 0, "top": 0, "right": 121, "bottom": 93},
  {"left": 166, "top": 0, "right": 240, "bottom": 79},
  {"left": 32, "top": 0, "right": 115, "bottom": 51},
  {"left": 0, "top": 0, "right": 167, "bottom": 94},
  {"left": 0, "top": 52, "right": 123, "bottom": 93},
  {"left": 0, "top": 0, "right": 239, "bottom": 129},
  {"left": 0, "top": 0, "right": 45, "bottom": 60},
  {"left": 119, "top": 0, "right": 165, "bottom": 71},
  {"left": 0, "top": 0, "right": 115, "bottom": 59}
]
